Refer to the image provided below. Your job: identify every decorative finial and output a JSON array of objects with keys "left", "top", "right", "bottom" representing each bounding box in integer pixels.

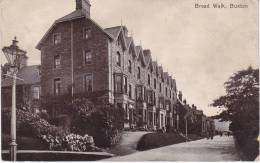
[{"left": 120, "top": 17, "right": 123, "bottom": 26}]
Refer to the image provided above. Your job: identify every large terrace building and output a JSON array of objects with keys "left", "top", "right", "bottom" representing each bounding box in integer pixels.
[{"left": 36, "top": 0, "right": 178, "bottom": 130}]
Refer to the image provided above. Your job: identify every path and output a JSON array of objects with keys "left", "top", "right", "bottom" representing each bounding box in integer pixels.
[
  {"left": 107, "top": 131, "right": 149, "bottom": 156},
  {"left": 104, "top": 135, "right": 241, "bottom": 161}
]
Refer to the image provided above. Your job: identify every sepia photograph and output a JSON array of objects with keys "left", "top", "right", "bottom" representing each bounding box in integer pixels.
[{"left": 0, "top": 0, "right": 259, "bottom": 161}]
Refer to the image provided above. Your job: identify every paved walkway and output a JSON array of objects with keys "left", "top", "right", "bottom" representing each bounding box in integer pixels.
[
  {"left": 107, "top": 131, "right": 149, "bottom": 156},
  {"left": 104, "top": 135, "right": 241, "bottom": 161}
]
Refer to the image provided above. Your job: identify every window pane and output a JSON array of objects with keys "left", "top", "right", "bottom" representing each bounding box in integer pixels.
[
  {"left": 115, "top": 75, "right": 122, "bottom": 93},
  {"left": 32, "top": 87, "right": 40, "bottom": 99},
  {"left": 85, "top": 51, "right": 92, "bottom": 64},
  {"left": 85, "top": 74, "right": 93, "bottom": 92},
  {"left": 54, "top": 79, "right": 61, "bottom": 96},
  {"left": 83, "top": 28, "right": 91, "bottom": 39},
  {"left": 54, "top": 55, "right": 61, "bottom": 68},
  {"left": 54, "top": 34, "right": 61, "bottom": 45},
  {"left": 116, "top": 52, "right": 121, "bottom": 66}
]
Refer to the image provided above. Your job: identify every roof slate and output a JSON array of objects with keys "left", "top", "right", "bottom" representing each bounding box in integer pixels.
[
  {"left": 143, "top": 49, "right": 152, "bottom": 65},
  {"left": 55, "top": 10, "right": 85, "bottom": 23},
  {"left": 2, "top": 65, "right": 40, "bottom": 87}
]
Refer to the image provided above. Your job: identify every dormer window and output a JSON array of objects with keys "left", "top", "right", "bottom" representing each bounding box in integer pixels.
[
  {"left": 83, "top": 28, "right": 92, "bottom": 39},
  {"left": 53, "top": 33, "right": 61, "bottom": 45}
]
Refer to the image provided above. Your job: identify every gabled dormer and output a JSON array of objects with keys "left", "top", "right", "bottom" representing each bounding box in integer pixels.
[
  {"left": 148, "top": 61, "right": 154, "bottom": 73},
  {"left": 104, "top": 26, "right": 127, "bottom": 51},
  {"left": 143, "top": 49, "right": 152, "bottom": 67},
  {"left": 158, "top": 66, "right": 164, "bottom": 82},
  {"left": 152, "top": 61, "right": 159, "bottom": 77},
  {"left": 136, "top": 46, "right": 146, "bottom": 67},
  {"left": 126, "top": 37, "right": 137, "bottom": 59}
]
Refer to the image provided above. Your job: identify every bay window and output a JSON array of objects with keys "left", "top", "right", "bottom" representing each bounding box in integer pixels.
[{"left": 114, "top": 74, "right": 123, "bottom": 93}]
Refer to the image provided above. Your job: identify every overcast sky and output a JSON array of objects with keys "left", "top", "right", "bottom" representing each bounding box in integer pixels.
[{"left": 0, "top": 0, "right": 258, "bottom": 116}]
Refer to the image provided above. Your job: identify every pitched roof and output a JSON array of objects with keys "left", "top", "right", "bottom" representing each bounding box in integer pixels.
[
  {"left": 164, "top": 72, "right": 169, "bottom": 81},
  {"left": 2, "top": 65, "right": 41, "bottom": 87},
  {"left": 135, "top": 46, "right": 142, "bottom": 55},
  {"left": 125, "top": 37, "right": 132, "bottom": 49},
  {"left": 152, "top": 61, "right": 159, "bottom": 75},
  {"left": 56, "top": 10, "right": 85, "bottom": 23},
  {"left": 143, "top": 49, "right": 152, "bottom": 65},
  {"left": 36, "top": 10, "right": 113, "bottom": 49},
  {"left": 136, "top": 46, "right": 146, "bottom": 67},
  {"left": 104, "top": 26, "right": 122, "bottom": 39},
  {"left": 158, "top": 66, "right": 163, "bottom": 75}
]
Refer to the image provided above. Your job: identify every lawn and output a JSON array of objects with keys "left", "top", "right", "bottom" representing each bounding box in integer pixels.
[{"left": 136, "top": 132, "right": 203, "bottom": 151}]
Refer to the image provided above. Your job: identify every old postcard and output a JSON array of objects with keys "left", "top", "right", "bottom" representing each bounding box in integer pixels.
[{"left": 0, "top": 0, "right": 259, "bottom": 161}]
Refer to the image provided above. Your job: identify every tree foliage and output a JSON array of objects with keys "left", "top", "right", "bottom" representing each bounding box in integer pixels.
[{"left": 211, "top": 66, "right": 259, "bottom": 160}]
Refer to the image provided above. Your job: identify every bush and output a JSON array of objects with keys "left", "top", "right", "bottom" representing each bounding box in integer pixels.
[
  {"left": 137, "top": 133, "right": 202, "bottom": 151},
  {"left": 41, "top": 94, "right": 124, "bottom": 148},
  {"left": 2, "top": 107, "right": 102, "bottom": 152},
  {"left": 137, "top": 133, "right": 186, "bottom": 151}
]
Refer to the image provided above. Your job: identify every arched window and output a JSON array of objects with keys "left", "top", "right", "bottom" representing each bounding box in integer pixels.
[
  {"left": 137, "top": 67, "right": 141, "bottom": 79},
  {"left": 128, "top": 60, "right": 132, "bottom": 73},
  {"left": 116, "top": 52, "right": 121, "bottom": 66},
  {"left": 154, "top": 78, "right": 157, "bottom": 89},
  {"left": 148, "top": 74, "right": 151, "bottom": 85}
]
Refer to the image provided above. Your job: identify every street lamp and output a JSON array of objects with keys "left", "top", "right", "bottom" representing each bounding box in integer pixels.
[{"left": 2, "top": 37, "right": 26, "bottom": 161}]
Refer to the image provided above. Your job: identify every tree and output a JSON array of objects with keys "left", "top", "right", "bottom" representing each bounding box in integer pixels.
[{"left": 211, "top": 66, "right": 259, "bottom": 160}]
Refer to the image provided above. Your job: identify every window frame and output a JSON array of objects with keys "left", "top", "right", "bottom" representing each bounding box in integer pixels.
[
  {"left": 154, "top": 78, "right": 157, "bottom": 89},
  {"left": 137, "top": 67, "right": 141, "bottom": 79},
  {"left": 54, "top": 55, "right": 61, "bottom": 69},
  {"left": 114, "top": 73, "right": 123, "bottom": 93},
  {"left": 128, "top": 60, "right": 132, "bottom": 73},
  {"left": 53, "top": 33, "right": 61, "bottom": 45},
  {"left": 116, "top": 52, "right": 121, "bottom": 67},
  {"left": 84, "top": 73, "right": 93, "bottom": 92},
  {"left": 54, "top": 78, "right": 61, "bottom": 96},
  {"left": 84, "top": 50, "right": 92, "bottom": 65},
  {"left": 32, "top": 86, "right": 40, "bottom": 100},
  {"left": 148, "top": 74, "right": 151, "bottom": 86},
  {"left": 83, "top": 28, "right": 92, "bottom": 40}
]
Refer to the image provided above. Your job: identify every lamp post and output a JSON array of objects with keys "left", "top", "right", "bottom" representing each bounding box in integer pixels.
[{"left": 2, "top": 37, "right": 26, "bottom": 161}]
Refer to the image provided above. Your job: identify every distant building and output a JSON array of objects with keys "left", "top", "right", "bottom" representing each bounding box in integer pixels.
[
  {"left": 176, "top": 91, "right": 210, "bottom": 136},
  {"left": 1, "top": 50, "right": 41, "bottom": 113},
  {"left": 36, "top": 0, "right": 178, "bottom": 130}
]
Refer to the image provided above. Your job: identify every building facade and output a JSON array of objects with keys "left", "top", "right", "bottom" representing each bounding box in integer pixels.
[{"left": 36, "top": 0, "right": 179, "bottom": 130}]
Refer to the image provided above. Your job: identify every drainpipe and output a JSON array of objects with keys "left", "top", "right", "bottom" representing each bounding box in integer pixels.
[{"left": 70, "top": 21, "right": 74, "bottom": 96}]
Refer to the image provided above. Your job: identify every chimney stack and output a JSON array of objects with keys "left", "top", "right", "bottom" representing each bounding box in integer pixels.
[{"left": 76, "top": 0, "right": 91, "bottom": 18}]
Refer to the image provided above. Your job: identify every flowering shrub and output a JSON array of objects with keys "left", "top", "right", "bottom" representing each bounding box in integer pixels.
[
  {"left": 16, "top": 109, "right": 65, "bottom": 137},
  {"left": 40, "top": 134, "right": 102, "bottom": 152},
  {"left": 1, "top": 107, "right": 102, "bottom": 152}
]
